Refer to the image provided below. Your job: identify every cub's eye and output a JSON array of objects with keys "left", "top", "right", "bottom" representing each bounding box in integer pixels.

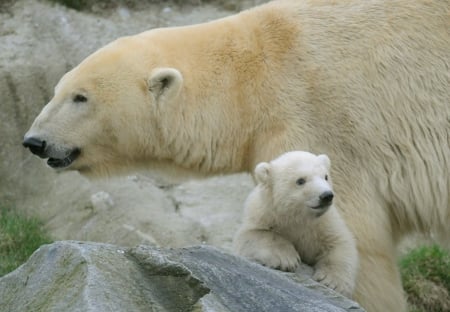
[
  {"left": 73, "top": 94, "right": 88, "bottom": 103},
  {"left": 296, "top": 178, "right": 306, "bottom": 185},
  {"left": 325, "top": 175, "right": 328, "bottom": 181}
]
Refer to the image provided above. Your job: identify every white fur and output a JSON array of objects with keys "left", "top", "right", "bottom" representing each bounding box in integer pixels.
[{"left": 233, "top": 151, "right": 358, "bottom": 298}]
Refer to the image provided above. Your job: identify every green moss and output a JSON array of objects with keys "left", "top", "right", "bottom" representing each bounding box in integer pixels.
[
  {"left": 400, "top": 245, "right": 450, "bottom": 312},
  {"left": 0, "top": 207, "right": 52, "bottom": 277}
]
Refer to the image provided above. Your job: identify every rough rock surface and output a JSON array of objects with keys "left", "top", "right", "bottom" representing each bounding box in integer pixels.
[
  {"left": 0, "top": 241, "right": 364, "bottom": 312},
  {"left": 0, "top": 0, "right": 266, "bottom": 249}
]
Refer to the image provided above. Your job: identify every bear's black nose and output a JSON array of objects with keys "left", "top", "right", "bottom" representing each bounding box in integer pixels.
[
  {"left": 319, "top": 191, "right": 334, "bottom": 204},
  {"left": 23, "top": 136, "right": 47, "bottom": 158}
]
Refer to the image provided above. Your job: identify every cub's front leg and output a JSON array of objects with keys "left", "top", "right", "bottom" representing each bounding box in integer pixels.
[
  {"left": 312, "top": 235, "right": 359, "bottom": 297},
  {"left": 233, "top": 228, "right": 300, "bottom": 272}
]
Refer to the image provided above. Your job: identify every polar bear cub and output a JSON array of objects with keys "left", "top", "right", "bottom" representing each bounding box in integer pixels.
[{"left": 233, "top": 151, "right": 358, "bottom": 297}]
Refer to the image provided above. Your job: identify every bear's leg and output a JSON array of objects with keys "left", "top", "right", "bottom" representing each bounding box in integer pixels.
[
  {"left": 353, "top": 243, "right": 407, "bottom": 312},
  {"left": 334, "top": 184, "right": 408, "bottom": 311},
  {"left": 312, "top": 213, "right": 359, "bottom": 298},
  {"left": 233, "top": 229, "right": 300, "bottom": 272}
]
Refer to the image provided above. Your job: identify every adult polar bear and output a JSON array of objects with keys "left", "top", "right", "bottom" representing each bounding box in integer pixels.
[{"left": 23, "top": 0, "right": 449, "bottom": 311}]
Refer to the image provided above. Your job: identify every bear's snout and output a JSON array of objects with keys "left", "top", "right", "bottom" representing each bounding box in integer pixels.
[
  {"left": 319, "top": 191, "right": 334, "bottom": 205},
  {"left": 23, "top": 135, "right": 80, "bottom": 169},
  {"left": 23, "top": 136, "right": 47, "bottom": 158}
]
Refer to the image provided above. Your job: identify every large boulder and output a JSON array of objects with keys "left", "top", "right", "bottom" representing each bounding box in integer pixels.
[{"left": 0, "top": 241, "right": 364, "bottom": 311}]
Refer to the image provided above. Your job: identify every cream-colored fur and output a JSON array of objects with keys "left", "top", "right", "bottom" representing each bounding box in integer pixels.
[
  {"left": 233, "top": 151, "right": 358, "bottom": 297},
  {"left": 24, "top": 1, "right": 450, "bottom": 311}
]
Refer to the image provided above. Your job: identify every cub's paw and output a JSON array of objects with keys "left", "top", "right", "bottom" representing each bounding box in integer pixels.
[
  {"left": 252, "top": 243, "right": 300, "bottom": 272},
  {"left": 233, "top": 230, "right": 300, "bottom": 272},
  {"left": 313, "top": 268, "right": 353, "bottom": 297}
]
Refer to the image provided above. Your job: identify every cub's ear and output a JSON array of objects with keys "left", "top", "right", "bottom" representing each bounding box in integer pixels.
[
  {"left": 148, "top": 67, "right": 183, "bottom": 102},
  {"left": 318, "top": 154, "right": 331, "bottom": 170},
  {"left": 255, "top": 162, "right": 271, "bottom": 184}
]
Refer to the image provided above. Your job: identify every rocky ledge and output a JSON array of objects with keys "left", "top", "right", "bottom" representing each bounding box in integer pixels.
[{"left": 0, "top": 241, "right": 364, "bottom": 312}]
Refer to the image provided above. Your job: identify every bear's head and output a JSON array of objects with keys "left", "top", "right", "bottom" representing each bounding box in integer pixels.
[
  {"left": 22, "top": 36, "right": 185, "bottom": 177},
  {"left": 255, "top": 151, "right": 333, "bottom": 216}
]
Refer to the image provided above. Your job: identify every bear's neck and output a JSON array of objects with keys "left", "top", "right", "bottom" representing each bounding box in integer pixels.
[{"left": 143, "top": 7, "right": 306, "bottom": 174}]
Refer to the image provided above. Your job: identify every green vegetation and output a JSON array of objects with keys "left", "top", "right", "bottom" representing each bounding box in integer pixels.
[
  {"left": 400, "top": 244, "right": 450, "bottom": 312},
  {"left": 0, "top": 206, "right": 52, "bottom": 277}
]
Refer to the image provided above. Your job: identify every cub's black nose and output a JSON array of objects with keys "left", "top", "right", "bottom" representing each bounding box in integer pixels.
[
  {"left": 319, "top": 191, "right": 334, "bottom": 204},
  {"left": 22, "top": 136, "right": 47, "bottom": 158}
]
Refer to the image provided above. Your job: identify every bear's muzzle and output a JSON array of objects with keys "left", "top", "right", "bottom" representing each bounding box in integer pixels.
[{"left": 23, "top": 135, "right": 80, "bottom": 169}]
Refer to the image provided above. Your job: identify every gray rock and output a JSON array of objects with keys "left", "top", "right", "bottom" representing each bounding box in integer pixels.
[{"left": 0, "top": 241, "right": 364, "bottom": 312}]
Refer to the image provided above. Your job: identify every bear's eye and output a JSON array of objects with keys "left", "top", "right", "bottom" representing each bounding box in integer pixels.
[
  {"left": 73, "top": 94, "right": 88, "bottom": 103},
  {"left": 325, "top": 175, "right": 328, "bottom": 181},
  {"left": 296, "top": 178, "right": 306, "bottom": 185}
]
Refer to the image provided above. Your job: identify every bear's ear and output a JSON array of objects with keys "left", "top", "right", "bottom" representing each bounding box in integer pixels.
[
  {"left": 255, "top": 162, "right": 271, "bottom": 184},
  {"left": 318, "top": 154, "right": 331, "bottom": 170},
  {"left": 148, "top": 67, "right": 183, "bottom": 102}
]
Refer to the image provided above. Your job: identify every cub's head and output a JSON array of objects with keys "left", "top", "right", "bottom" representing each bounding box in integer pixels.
[
  {"left": 255, "top": 151, "right": 333, "bottom": 216},
  {"left": 22, "top": 36, "right": 183, "bottom": 177}
]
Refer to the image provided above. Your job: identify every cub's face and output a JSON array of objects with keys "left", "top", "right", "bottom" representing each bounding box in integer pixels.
[{"left": 255, "top": 151, "right": 333, "bottom": 216}]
